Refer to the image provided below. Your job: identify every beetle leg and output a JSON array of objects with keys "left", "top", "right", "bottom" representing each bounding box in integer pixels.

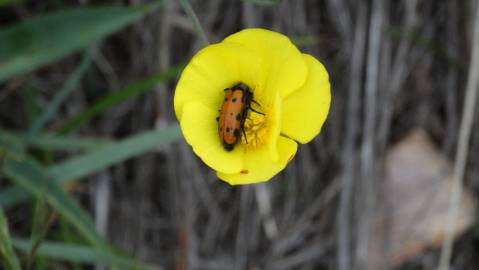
[
  {"left": 242, "top": 128, "right": 248, "bottom": 144},
  {"left": 250, "top": 99, "right": 265, "bottom": 115},
  {"left": 251, "top": 99, "right": 261, "bottom": 106},
  {"left": 250, "top": 107, "right": 265, "bottom": 115}
]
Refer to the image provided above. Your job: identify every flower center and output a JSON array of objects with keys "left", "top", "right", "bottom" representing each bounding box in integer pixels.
[{"left": 242, "top": 112, "right": 268, "bottom": 149}]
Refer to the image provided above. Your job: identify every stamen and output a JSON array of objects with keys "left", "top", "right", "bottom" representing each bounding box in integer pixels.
[{"left": 242, "top": 112, "right": 268, "bottom": 149}]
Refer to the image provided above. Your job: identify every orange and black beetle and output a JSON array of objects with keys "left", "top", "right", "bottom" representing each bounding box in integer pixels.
[{"left": 216, "top": 83, "right": 263, "bottom": 151}]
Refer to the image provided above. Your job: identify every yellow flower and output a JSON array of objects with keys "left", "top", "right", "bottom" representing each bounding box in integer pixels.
[{"left": 174, "top": 28, "right": 331, "bottom": 185}]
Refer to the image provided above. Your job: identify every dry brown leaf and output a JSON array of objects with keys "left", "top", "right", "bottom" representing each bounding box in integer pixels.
[{"left": 367, "top": 129, "right": 476, "bottom": 269}]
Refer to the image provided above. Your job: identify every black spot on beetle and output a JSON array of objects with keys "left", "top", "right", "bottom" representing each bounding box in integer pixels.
[
  {"left": 232, "top": 98, "right": 237, "bottom": 102},
  {"left": 234, "top": 128, "right": 240, "bottom": 137},
  {"left": 226, "top": 127, "right": 230, "bottom": 133},
  {"left": 224, "top": 98, "right": 228, "bottom": 102},
  {"left": 230, "top": 113, "right": 233, "bottom": 116},
  {"left": 236, "top": 113, "right": 241, "bottom": 121}
]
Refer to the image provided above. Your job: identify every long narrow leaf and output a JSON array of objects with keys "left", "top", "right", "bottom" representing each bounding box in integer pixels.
[
  {"left": 0, "top": 186, "right": 29, "bottom": 208},
  {"left": 22, "top": 79, "right": 38, "bottom": 126},
  {"left": 12, "top": 238, "right": 149, "bottom": 269},
  {"left": 242, "top": 0, "right": 282, "bottom": 5},
  {"left": 26, "top": 196, "right": 50, "bottom": 270},
  {"left": 60, "top": 64, "right": 185, "bottom": 133},
  {"left": 0, "top": 0, "right": 23, "bottom": 7},
  {"left": 25, "top": 133, "right": 113, "bottom": 152},
  {"left": 50, "top": 125, "right": 181, "bottom": 182},
  {"left": 28, "top": 50, "right": 92, "bottom": 136},
  {"left": 3, "top": 156, "right": 108, "bottom": 250},
  {"left": 0, "top": 207, "right": 21, "bottom": 270},
  {"left": 0, "top": 130, "right": 113, "bottom": 152},
  {"left": 0, "top": 125, "right": 181, "bottom": 207},
  {"left": 0, "top": 5, "right": 156, "bottom": 83},
  {"left": 178, "top": 0, "right": 209, "bottom": 46}
]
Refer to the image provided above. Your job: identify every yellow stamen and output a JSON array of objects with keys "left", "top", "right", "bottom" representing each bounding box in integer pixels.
[{"left": 242, "top": 112, "right": 268, "bottom": 149}]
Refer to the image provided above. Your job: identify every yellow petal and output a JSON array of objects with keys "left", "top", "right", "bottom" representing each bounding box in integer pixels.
[
  {"left": 266, "top": 92, "right": 282, "bottom": 162},
  {"left": 217, "top": 136, "right": 297, "bottom": 185},
  {"left": 223, "top": 28, "right": 307, "bottom": 99},
  {"left": 174, "top": 42, "right": 264, "bottom": 120},
  {"left": 281, "top": 54, "right": 331, "bottom": 144},
  {"left": 180, "top": 102, "right": 243, "bottom": 174}
]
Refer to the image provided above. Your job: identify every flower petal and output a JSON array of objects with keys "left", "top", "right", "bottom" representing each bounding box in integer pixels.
[
  {"left": 217, "top": 136, "right": 297, "bottom": 185},
  {"left": 223, "top": 28, "right": 307, "bottom": 99},
  {"left": 180, "top": 101, "right": 243, "bottom": 174},
  {"left": 281, "top": 54, "right": 331, "bottom": 144},
  {"left": 174, "top": 42, "right": 264, "bottom": 120},
  {"left": 266, "top": 92, "right": 282, "bottom": 162}
]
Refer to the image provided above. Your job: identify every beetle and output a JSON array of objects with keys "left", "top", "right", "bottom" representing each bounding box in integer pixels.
[{"left": 216, "top": 83, "right": 264, "bottom": 151}]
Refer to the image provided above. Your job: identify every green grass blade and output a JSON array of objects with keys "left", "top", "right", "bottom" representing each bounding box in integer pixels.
[
  {"left": 28, "top": 50, "right": 92, "bottom": 136},
  {"left": 0, "top": 6, "right": 152, "bottom": 83},
  {"left": 0, "top": 130, "right": 25, "bottom": 159},
  {"left": 292, "top": 35, "right": 322, "bottom": 47},
  {"left": 0, "top": 186, "right": 29, "bottom": 207},
  {"left": 21, "top": 79, "right": 38, "bottom": 127},
  {"left": 0, "top": 207, "right": 21, "bottom": 270},
  {"left": 0, "top": 0, "right": 23, "bottom": 7},
  {"left": 23, "top": 133, "right": 113, "bottom": 152},
  {"left": 60, "top": 64, "right": 185, "bottom": 133},
  {"left": 242, "top": 0, "right": 282, "bottom": 5},
  {"left": 11, "top": 238, "right": 150, "bottom": 269},
  {"left": 3, "top": 156, "right": 108, "bottom": 250},
  {"left": 50, "top": 125, "right": 181, "bottom": 181},
  {"left": 26, "top": 196, "right": 50, "bottom": 270},
  {"left": 1, "top": 130, "right": 113, "bottom": 152},
  {"left": 0, "top": 125, "right": 181, "bottom": 207},
  {"left": 178, "top": 0, "right": 209, "bottom": 46}
]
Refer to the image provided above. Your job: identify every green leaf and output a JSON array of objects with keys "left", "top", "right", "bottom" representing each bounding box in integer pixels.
[
  {"left": 49, "top": 125, "right": 181, "bottom": 182},
  {"left": 1, "top": 130, "right": 113, "bottom": 152},
  {"left": 178, "top": 0, "right": 209, "bottom": 46},
  {"left": 12, "top": 238, "right": 150, "bottom": 269},
  {"left": 0, "top": 125, "right": 182, "bottom": 207},
  {"left": 3, "top": 155, "right": 108, "bottom": 250},
  {"left": 26, "top": 196, "right": 50, "bottom": 270},
  {"left": 24, "top": 133, "right": 113, "bottom": 152},
  {"left": 0, "top": 0, "right": 23, "bottom": 7},
  {"left": 21, "top": 78, "right": 38, "bottom": 127},
  {"left": 28, "top": 50, "right": 92, "bottom": 136},
  {"left": 60, "top": 63, "right": 185, "bottom": 133},
  {"left": 242, "top": 0, "right": 282, "bottom": 6},
  {"left": 0, "top": 129, "right": 25, "bottom": 156},
  {"left": 0, "top": 207, "right": 21, "bottom": 270},
  {"left": 0, "top": 5, "right": 154, "bottom": 83},
  {"left": 291, "top": 35, "right": 322, "bottom": 47},
  {"left": 0, "top": 186, "right": 29, "bottom": 208}
]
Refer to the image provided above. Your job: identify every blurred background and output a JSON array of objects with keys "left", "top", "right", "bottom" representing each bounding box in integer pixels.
[{"left": 1, "top": 0, "right": 479, "bottom": 269}]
